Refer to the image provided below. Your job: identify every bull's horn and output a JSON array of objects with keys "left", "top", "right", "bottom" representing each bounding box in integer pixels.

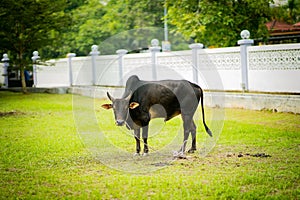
[
  {"left": 124, "top": 91, "right": 132, "bottom": 101},
  {"left": 107, "top": 92, "right": 115, "bottom": 101}
]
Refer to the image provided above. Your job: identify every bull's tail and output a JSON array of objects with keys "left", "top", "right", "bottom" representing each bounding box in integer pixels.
[{"left": 199, "top": 88, "right": 212, "bottom": 137}]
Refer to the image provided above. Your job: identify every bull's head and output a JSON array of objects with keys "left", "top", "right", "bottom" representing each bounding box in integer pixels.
[{"left": 101, "top": 92, "right": 139, "bottom": 126}]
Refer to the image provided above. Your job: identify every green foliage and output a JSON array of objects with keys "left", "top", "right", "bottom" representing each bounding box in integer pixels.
[
  {"left": 48, "top": 0, "right": 299, "bottom": 55},
  {"left": 167, "top": 0, "right": 271, "bottom": 47},
  {"left": 270, "top": 0, "right": 300, "bottom": 23},
  {"left": 0, "top": 0, "right": 71, "bottom": 92},
  {"left": 284, "top": 0, "right": 300, "bottom": 23},
  {"left": 0, "top": 0, "right": 70, "bottom": 58},
  {"left": 53, "top": 0, "right": 165, "bottom": 56},
  {"left": 0, "top": 91, "right": 299, "bottom": 199},
  {"left": 1, "top": 0, "right": 299, "bottom": 59}
]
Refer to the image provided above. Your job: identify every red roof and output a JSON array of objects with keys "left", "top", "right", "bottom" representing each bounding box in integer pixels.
[
  {"left": 266, "top": 20, "right": 300, "bottom": 36},
  {"left": 266, "top": 21, "right": 293, "bottom": 31},
  {"left": 294, "top": 22, "right": 300, "bottom": 27}
]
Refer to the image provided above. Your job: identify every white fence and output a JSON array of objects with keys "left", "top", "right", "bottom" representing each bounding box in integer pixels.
[
  {"left": 248, "top": 44, "right": 300, "bottom": 93},
  {"left": 17, "top": 43, "right": 300, "bottom": 93}
]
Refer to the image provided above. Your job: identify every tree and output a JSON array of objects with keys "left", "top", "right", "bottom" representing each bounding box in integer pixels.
[
  {"left": 271, "top": 0, "right": 300, "bottom": 23},
  {"left": 96, "top": 0, "right": 166, "bottom": 54},
  {"left": 0, "top": 0, "right": 70, "bottom": 93},
  {"left": 167, "top": 0, "right": 271, "bottom": 47},
  {"left": 286, "top": 0, "right": 300, "bottom": 23},
  {"left": 50, "top": 0, "right": 166, "bottom": 56}
]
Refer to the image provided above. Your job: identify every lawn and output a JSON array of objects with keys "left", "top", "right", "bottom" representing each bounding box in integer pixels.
[{"left": 0, "top": 91, "right": 299, "bottom": 199}]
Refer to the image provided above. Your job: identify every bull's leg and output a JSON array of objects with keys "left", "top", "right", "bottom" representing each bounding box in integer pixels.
[
  {"left": 134, "top": 129, "right": 141, "bottom": 155},
  {"left": 188, "top": 120, "right": 197, "bottom": 153},
  {"left": 178, "top": 114, "right": 193, "bottom": 155},
  {"left": 142, "top": 126, "right": 149, "bottom": 156}
]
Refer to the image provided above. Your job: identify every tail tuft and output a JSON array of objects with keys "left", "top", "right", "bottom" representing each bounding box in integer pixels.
[{"left": 205, "top": 126, "right": 213, "bottom": 137}]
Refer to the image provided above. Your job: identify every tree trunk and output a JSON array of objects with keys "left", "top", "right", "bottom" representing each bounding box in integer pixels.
[
  {"left": 18, "top": 51, "right": 28, "bottom": 94},
  {"left": 20, "top": 67, "right": 28, "bottom": 94}
]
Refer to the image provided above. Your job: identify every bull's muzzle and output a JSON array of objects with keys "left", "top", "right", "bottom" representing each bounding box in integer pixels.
[{"left": 116, "top": 120, "right": 125, "bottom": 126}]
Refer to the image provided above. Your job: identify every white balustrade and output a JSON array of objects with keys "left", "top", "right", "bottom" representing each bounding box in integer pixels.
[{"left": 31, "top": 41, "right": 299, "bottom": 93}]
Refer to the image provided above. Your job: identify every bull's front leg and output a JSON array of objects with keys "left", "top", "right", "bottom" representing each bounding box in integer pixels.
[
  {"left": 134, "top": 129, "right": 141, "bottom": 156},
  {"left": 142, "top": 126, "right": 149, "bottom": 156}
]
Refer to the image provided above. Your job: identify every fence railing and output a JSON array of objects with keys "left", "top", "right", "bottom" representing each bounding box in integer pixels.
[
  {"left": 247, "top": 43, "right": 300, "bottom": 93},
  {"left": 2, "top": 37, "right": 300, "bottom": 93}
]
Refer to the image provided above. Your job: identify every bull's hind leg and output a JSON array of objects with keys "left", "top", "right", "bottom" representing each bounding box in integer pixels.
[
  {"left": 142, "top": 126, "right": 149, "bottom": 156},
  {"left": 188, "top": 120, "right": 197, "bottom": 153},
  {"left": 134, "top": 129, "right": 141, "bottom": 156},
  {"left": 176, "top": 114, "right": 193, "bottom": 156}
]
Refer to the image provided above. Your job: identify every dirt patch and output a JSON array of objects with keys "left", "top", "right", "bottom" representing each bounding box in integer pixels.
[
  {"left": 151, "top": 162, "right": 173, "bottom": 167},
  {"left": 226, "top": 152, "right": 271, "bottom": 158},
  {"left": 0, "top": 110, "right": 25, "bottom": 117}
]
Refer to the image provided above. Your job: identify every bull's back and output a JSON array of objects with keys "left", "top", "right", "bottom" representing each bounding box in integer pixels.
[{"left": 129, "top": 79, "right": 201, "bottom": 121}]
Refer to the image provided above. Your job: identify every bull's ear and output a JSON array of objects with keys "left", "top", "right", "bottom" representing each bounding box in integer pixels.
[
  {"left": 129, "top": 102, "right": 139, "bottom": 109},
  {"left": 101, "top": 104, "right": 113, "bottom": 109}
]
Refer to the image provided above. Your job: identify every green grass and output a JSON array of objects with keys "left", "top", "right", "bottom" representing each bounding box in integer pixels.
[{"left": 0, "top": 91, "right": 299, "bottom": 199}]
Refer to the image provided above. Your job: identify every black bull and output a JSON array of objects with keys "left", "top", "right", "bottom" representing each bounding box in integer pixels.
[{"left": 101, "top": 75, "right": 212, "bottom": 156}]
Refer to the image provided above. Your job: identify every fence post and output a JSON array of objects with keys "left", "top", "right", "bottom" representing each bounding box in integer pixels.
[
  {"left": 1, "top": 54, "right": 9, "bottom": 88},
  {"left": 116, "top": 49, "right": 128, "bottom": 86},
  {"left": 67, "top": 53, "right": 76, "bottom": 86},
  {"left": 238, "top": 30, "right": 253, "bottom": 91},
  {"left": 189, "top": 43, "right": 204, "bottom": 84},
  {"left": 90, "top": 45, "right": 100, "bottom": 85},
  {"left": 149, "top": 39, "right": 161, "bottom": 80},
  {"left": 31, "top": 51, "right": 40, "bottom": 87}
]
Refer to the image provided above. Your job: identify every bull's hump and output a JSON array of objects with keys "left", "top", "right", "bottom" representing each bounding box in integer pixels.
[
  {"left": 125, "top": 75, "right": 141, "bottom": 92},
  {"left": 126, "top": 75, "right": 140, "bottom": 86}
]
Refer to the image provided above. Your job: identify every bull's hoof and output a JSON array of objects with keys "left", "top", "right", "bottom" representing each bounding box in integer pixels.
[
  {"left": 142, "top": 153, "right": 149, "bottom": 157},
  {"left": 187, "top": 148, "right": 196, "bottom": 153},
  {"left": 173, "top": 151, "right": 186, "bottom": 159},
  {"left": 133, "top": 153, "right": 140, "bottom": 156}
]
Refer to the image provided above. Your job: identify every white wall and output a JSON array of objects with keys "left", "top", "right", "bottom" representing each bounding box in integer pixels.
[
  {"left": 35, "top": 43, "right": 300, "bottom": 93},
  {"left": 198, "top": 47, "right": 241, "bottom": 91},
  {"left": 248, "top": 44, "right": 300, "bottom": 93},
  {"left": 36, "top": 59, "right": 69, "bottom": 87}
]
